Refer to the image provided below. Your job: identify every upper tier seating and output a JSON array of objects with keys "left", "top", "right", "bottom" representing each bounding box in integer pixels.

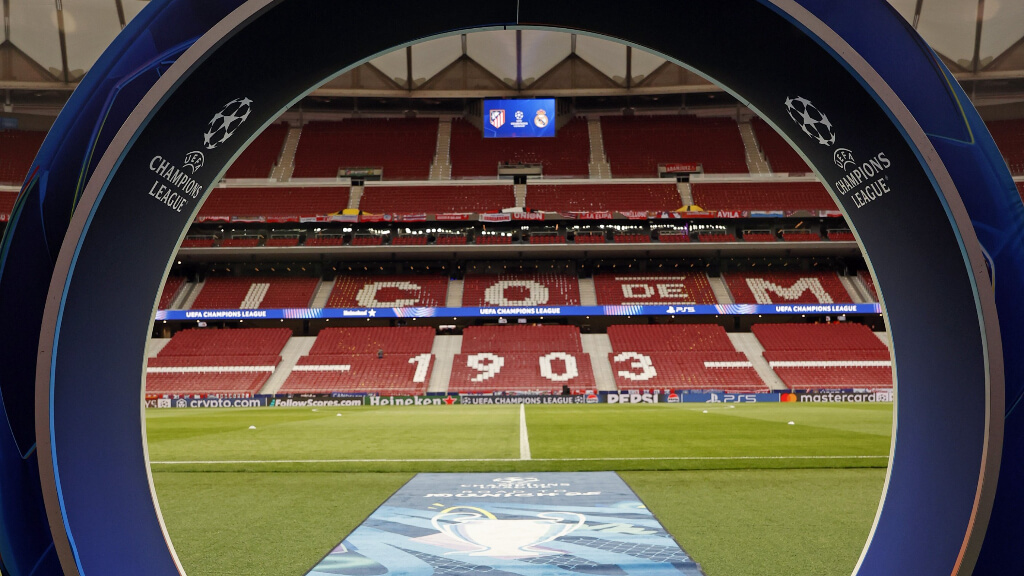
[
  {"left": 146, "top": 327, "right": 291, "bottom": 395},
  {"left": 594, "top": 273, "right": 717, "bottom": 305},
  {"left": 525, "top": 183, "right": 681, "bottom": 212},
  {"left": 292, "top": 118, "right": 438, "bottom": 180},
  {"left": 279, "top": 327, "right": 436, "bottom": 394},
  {"left": 600, "top": 115, "right": 748, "bottom": 176},
  {"left": 752, "top": 323, "right": 892, "bottom": 390},
  {"left": 750, "top": 117, "right": 810, "bottom": 173},
  {"left": 742, "top": 232, "right": 776, "bottom": 242},
  {"left": 190, "top": 276, "right": 318, "bottom": 309},
  {"left": 326, "top": 274, "right": 449, "bottom": 308},
  {"left": 359, "top": 184, "right": 514, "bottom": 215},
  {"left": 462, "top": 325, "right": 583, "bottom": 353},
  {"left": 986, "top": 119, "right": 1024, "bottom": 175},
  {"left": 461, "top": 273, "right": 581, "bottom": 306},
  {"left": 1016, "top": 182, "right": 1024, "bottom": 202},
  {"left": 657, "top": 232, "right": 690, "bottom": 243},
  {"left": 606, "top": 324, "right": 766, "bottom": 392},
  {"left": 0, "top": 191, "right": 17, "bottom": 220},
  {"left": 0, "top": 131, "right": 46, "bottom": 184},
  {"left": 224, "top": 122, "right": 288, "bottom": 179},
  {"left": 219, "top": 238, "right": 260, "bottom": 247},
  {"left": 448, "top": 352, "right": 595, "bottom": 393},
  {"left": 691, "top": 182, "right": 837, "bottom": 212},
  {"left": 196, "top": 187, "right": 350, "bottom": 220},
  {"left": 158, "top": 276, "right": 186, "bottom": 309},
  {"left": 780, "top": 231, "right": 820, "bottom": 242},
  {"left": 827, "top": 230, "right": 856, "bottom": 242},
  {"left": 308, "top": 326, "right": 436, "bottom": 355},
  {"left": 724, "top": 271, "right": 851, "bottom": 304},
  {"left": 180, "top": 237, "right": 216, "bottom": 248},
  {"left": 449, "top": 117, "right": 589, "bottom": 178}
]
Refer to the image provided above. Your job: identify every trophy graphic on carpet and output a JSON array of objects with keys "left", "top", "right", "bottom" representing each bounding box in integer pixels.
[{"left": 431, "top": 506, "right": 585, "bottom": 558}]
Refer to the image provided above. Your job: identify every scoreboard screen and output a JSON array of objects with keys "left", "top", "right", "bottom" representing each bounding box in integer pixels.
[{"left": 483, "top": 98, "right": 556, "bottom": 138}]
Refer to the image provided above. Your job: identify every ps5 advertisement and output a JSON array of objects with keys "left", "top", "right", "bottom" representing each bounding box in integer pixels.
[{"left": 483, "top": 98, "right": 556, "bottom": 138}]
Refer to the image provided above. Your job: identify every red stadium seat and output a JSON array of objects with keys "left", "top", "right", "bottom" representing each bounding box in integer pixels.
[
  {"left": 526, "top": 183, "right": 680, "bottom": 213},
  {"left": 292, "top": 118, "right": 438, "bottom": 180},
  {"left": 691, "top": 182, "right": 837, "bottom": 212},
  {"left": 751, "top": 117, "right": 810, "bottom": 173},
  {"left": 190, "top": 276, "right": 318, "bottom": 309},
  {"left": 449, "top": 117, "right": 589, "bottom": 178},
  {"left": 224, "top": 122, "right": 288, "bottom": 178},
  {"left": 753, "top": 323, "right": 892, "bottom": 391},
  {"left": 600, "top": 115, "right": 748, "bottom": 176}
]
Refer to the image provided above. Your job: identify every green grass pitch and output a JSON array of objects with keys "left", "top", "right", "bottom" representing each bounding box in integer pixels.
[{"left": 148, "top": 403, "right": 891, "bottom": 576}]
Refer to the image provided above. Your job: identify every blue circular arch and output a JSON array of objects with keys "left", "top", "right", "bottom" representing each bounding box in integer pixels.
[{"left": 0, "top": 1, "right": 1021, "bottom": 575}]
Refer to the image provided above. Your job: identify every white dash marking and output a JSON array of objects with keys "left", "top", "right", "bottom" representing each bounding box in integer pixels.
[{"left": 519, "top": 403, "right": 531, "bottom": 460}]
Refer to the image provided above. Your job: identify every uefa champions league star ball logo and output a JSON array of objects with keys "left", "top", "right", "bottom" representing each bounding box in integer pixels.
[
  {"left": 785, "top": 96, "right": 836, "bottom": 146},
  {"left": 203, "top": 97, "right": 253, "bottom": 150}
]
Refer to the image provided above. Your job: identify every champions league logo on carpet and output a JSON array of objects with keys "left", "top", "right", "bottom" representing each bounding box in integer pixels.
[
  {"left": 785, "top": 96, "right": 836, "bottom": 146},
  {"left": 203, "top": 97, "right": 253, "bottom": 150}
]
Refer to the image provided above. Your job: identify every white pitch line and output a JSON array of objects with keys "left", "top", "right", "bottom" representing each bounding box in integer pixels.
[
  {"left": 150, "top": 455, "right": 889, "bottom": 465},
  {"left": 519, "top": 404, "right": 531, "bottom": 460}
]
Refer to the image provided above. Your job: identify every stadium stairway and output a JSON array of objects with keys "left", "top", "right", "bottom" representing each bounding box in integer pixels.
[
  {"left": 578, "top": 277, "right": 598, "bottom": 306},
  {"left": 514, "top": 183, "right": 526, "bottom": 208},
  {"left": 738, "top": 121, "right": 771, "bottom": 175},
  {"left": 347, "top": 185, "right": 363, "bottom": 210},
  {"left": 709, "top": 276, "right": 734, "bottom": 304},
  {"left": 146, "top": 338, "right": 171, "bottom": 358},
  {"left": 260, "top": 336, "right": 316, "bottom": 394},
  {"left": 428, "top": 334, "right": 461, "bottom": 393},
  {"left": 728, "top": 332, "right": 787, "bottom": 391},
  {"left": 180, "top": 280, "right": 204, "bottom": 309},
  {"left": 430, "top": 119, "right": 452, "bottom": 180},
  {"left": 310, "top": 279, "right": 335, "bottom": 308},
  {"left": 587, "top": 118, "right": 612, "bottom": 179},
  {"left": 445, "top": 279, "right": 464, "bottom": 308},
  {"left": 677, "top": 182, "right": 694, "bottom": 206},
  {"left": 581, "top": 333, "right": 617, "bottom": 391},
  {"left": 853, "top": 275, "right": 876, "bottom": 303},
  {"left": 839, "top": 276, "right": 866, "bottom": 304},
  {"left": 273, "top": 125, "right": 302, "bottom": 181}
]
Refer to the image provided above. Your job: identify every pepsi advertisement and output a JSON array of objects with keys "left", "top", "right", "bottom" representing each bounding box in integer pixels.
[{"left": 483, "top": 98, "right": 555, "bottom": 138}]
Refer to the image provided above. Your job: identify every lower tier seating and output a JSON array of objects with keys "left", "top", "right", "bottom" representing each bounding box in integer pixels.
[
  {"left": 278, "top": 354, "right": 433, "bottom": 395},
  {"left": 753, "top": 323, "right": 892, "bottom": 390},
  {"left": 607, "top": 324, "right": 736, "bottom": 352},
  {"left": 448, "top": 352, "right": 595, "bottom": 393},
  {"left": 145, "top": 372, "right": 271, "bottom": 395},
  {"left": 308, "top": 326, "right": 435, "bottom": 355},
  {"left": 609, "top": 351, "right": 767, "bottom": 392}
]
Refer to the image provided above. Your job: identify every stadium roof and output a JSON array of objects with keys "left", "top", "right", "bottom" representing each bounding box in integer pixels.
[{"left": 1, "top": 0, "right": 1023, "bottom": 109}]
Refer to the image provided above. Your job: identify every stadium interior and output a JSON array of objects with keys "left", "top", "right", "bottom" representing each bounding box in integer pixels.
[
  {"left": 2, "top": 3, "right": 1023, "bottom": 574},
  {"left": 1, "top": 6, "right": 1022, "bottom": 401}
]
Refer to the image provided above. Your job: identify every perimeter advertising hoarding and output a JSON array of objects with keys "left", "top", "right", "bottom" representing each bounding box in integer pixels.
[{"left": 483, "top": 99, "right": 556, "bottom": 138}]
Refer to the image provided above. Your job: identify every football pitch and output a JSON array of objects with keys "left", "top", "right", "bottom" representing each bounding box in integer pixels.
[{"left": 147, "top": 403, "right": 892, "bottom": 576}]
